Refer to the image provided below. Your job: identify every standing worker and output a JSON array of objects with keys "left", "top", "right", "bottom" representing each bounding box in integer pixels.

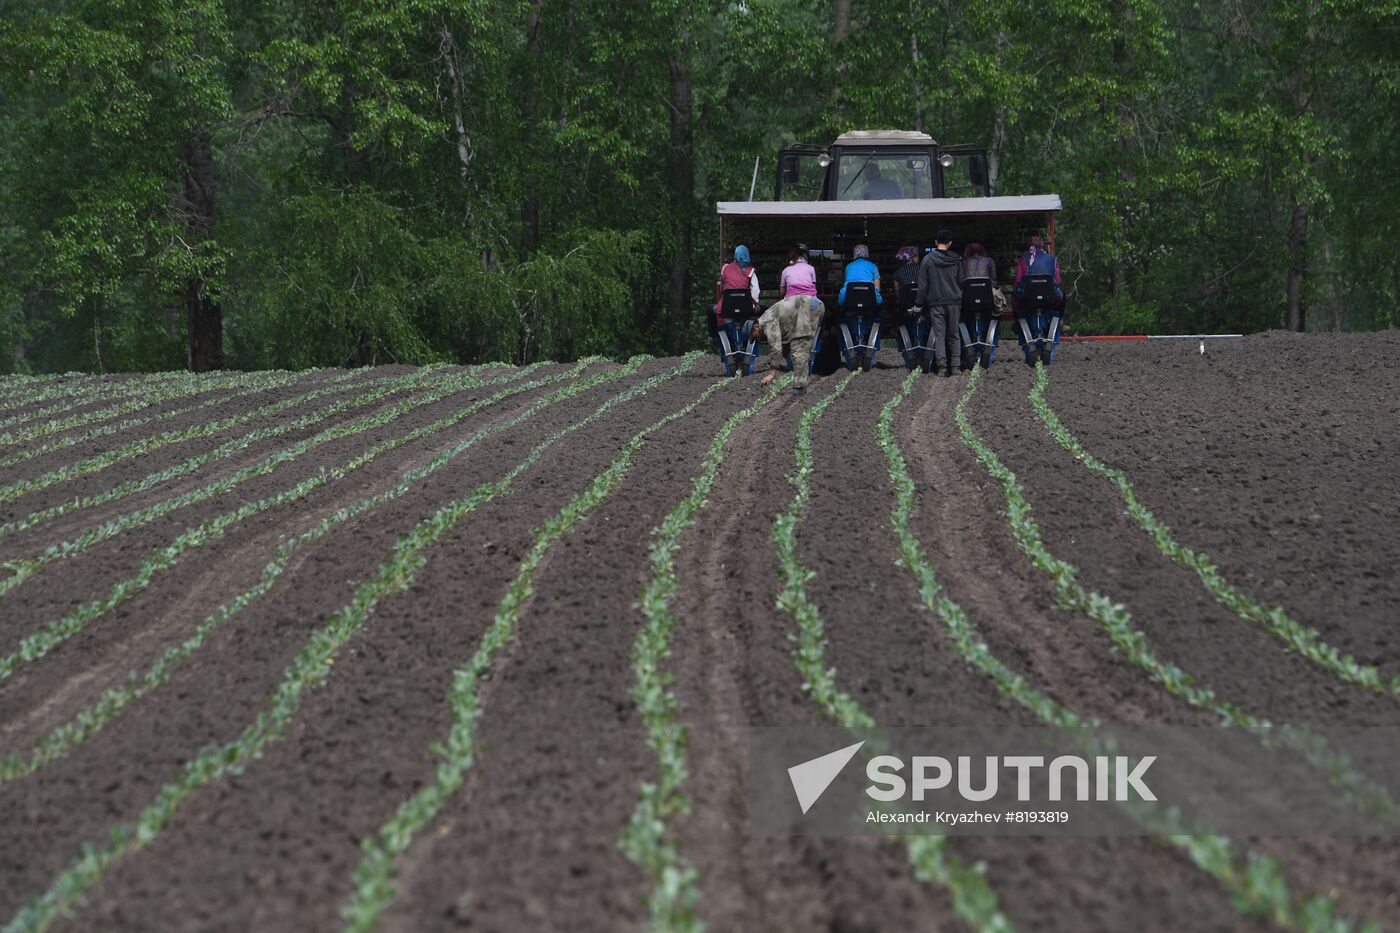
[
  {"left": 918, "top": 229, "right": 962, "bottom": 376},
  {"left": 758, "top": 293, "right": 825, "bottom": 393}
]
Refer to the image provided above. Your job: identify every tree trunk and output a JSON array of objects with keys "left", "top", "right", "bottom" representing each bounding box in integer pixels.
[
  {"left": 440, "top": 21, "right": 478, "bottom": 240},
  {"left": 831, "top": 0, "right": 851, "bottom": 117},
  {"left": 1286, "top": 197, "right": 1309, "bottom": 332},
  {"left": 833, "top": 0, "right": 851, "bottom": 45},
  {"left": 1322, "top": 237, "right": 1342, "bottom": 331},
  {"left": 665, "top": 46, "right": 694, "bottom": 353},
  {"left": 92, "top": 294, "right": 108, "bottom": 373},
  {"left": 1109, "top": 2, "right": 1136, "bottom": 302},
  {"left": 181, "top": 133, "right": 222, "bottom": 372},
  {"left": 520, "top": 2, "right": 543, "bottom": 258},
  {"left": 908, "top": 2, "right": 923, "bottom": 132},
  {"left": 988, "top": 30, "right": 1007, "bottom": 196}
]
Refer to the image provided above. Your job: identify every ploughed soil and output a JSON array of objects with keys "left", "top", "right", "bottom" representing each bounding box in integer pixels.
[
  {"left": 968, "top": 332, "right": 1400, "bottom": 924},
  {"left": 0, "top": 335, "right": 1397, "bottom": 931}
]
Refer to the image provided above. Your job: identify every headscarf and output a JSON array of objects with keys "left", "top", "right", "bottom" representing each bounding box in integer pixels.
[
  {"left": 734, "top": 245, "right": 752, "bottom": 270},
  {"left": 895, "top": 245, "right": 919, "bottom": 264},
  {"left": 853, "top": 244, "right": 870, "bottom": 260}
]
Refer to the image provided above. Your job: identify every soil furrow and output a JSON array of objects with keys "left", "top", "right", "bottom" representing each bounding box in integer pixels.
[
  {"left": 0, "top": 365, "right": 414, "bottom": 514},
  {"left": 958, "top": 363, "right": 1400, "bottom": 926},
  {"left": 0, "top": 363, "right": 610, "bottom": 738},
  {"left": 0, "top": 369, "right": 318, "bottom": 456},
  {"left": 891, "top": 370, "right": 1276, "bottom": 933},
  {"left": 16, "top": 363, "right": 710, "bottom": 931},
  {"left": 0, "top": 366, "right": 521, "bottom": 554},
  {"left": 1, "top": 339, "right": 1393, "bottom": 930},
  {"left": 0, "top": 367, "right": 548, "bottom": 614},
  {"left": 1045, "top": 334, "right": 1400, "bottom": 677},
  {"left": 970, "top": 361, "right": 1400, "bottom": 729},
  {"left": 0, "top": 361, "right": 672, "bottom": 922},
  {"left": 0, "top": 366, "right": 576, "bottom": 655},
  {"left": 1032, "top": 363, "right": 1400, "bottom": 698},
  {"left": 619, "top": 379, "right": 786, "bottom": 928},
  {"left": 0, "top": 371, "right": 268, "bottom": 428},
  {"left": 371, "top": 376, "right": 738, "bottom": 932},
  {"left": 662, "top": 374, "right": 962, "bottom": 933}
]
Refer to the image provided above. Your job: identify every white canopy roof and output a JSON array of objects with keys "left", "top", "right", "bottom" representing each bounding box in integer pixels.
[
  {"left": 716, "top": 195, "right": 1061, "bottom": 218},
  {"left": 833, "top": 130, "right": 935, "bottom": 146}
]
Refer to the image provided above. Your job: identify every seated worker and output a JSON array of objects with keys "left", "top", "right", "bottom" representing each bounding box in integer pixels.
[
  {"left": 757, "top": 293, "right": 825, "bottom": 393},
  {"left": 712, "top": 244, "right": 762, "bottom": 375},
  {"left": 778, "top": 244, "right": 818, "bottom": 299},
  {"left": 860, "top": 164, "right": 905, "bottom": 200},
  {"left": 838, "top": 244, "right": 882, "bottom": 307},
  {"left": 892, "top": 245, "right": 932, "bottom": 371},
  {"left": 715, "top": 244, "right": 760, "bottom": 313},
  {"left": 1011, "top": 235, "right": 1065, "bottom": 366},
  {"left": 838, "top": 244, "right": 883, "bottom": 370},
  {"left": 958, "top": 241, "right": 1006, "bottom": 369}
]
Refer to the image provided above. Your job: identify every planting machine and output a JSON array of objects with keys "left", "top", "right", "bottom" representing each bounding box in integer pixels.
[{"left": 711, "top": 130, "right": 1063, "bottom": 374}]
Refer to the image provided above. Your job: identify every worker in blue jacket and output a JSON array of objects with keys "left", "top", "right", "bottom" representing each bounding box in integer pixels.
[{"left": 838, "top": 244, "right": 883, "bottom": 370}]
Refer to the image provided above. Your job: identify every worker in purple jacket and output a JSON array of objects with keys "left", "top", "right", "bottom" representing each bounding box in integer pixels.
[{"left": 1012, "top": 235, "right": 1065, "bottom": 365}]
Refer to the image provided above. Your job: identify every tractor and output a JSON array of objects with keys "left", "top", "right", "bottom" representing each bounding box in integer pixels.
[{"left": 710, "top": 130, "right": 1062, "bottom": 375}]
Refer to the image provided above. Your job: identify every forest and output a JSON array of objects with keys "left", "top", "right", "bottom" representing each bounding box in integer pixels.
[{"left": 1, "top": 0, "right": 1397, "bottom": 373}]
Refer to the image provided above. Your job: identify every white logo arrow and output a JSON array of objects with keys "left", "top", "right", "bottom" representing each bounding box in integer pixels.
[{"left": 787, "top": 740, "right": 866, "bottom": 815}]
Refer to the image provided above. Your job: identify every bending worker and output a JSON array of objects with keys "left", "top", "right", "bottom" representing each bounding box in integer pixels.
[{"left": 758, "top": 292, "right": 825, "bottom": 393}]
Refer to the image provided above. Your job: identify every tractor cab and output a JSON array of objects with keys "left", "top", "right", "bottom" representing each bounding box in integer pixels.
[{"left": 774, "top": 131, "right": 989, "bottom": 202}]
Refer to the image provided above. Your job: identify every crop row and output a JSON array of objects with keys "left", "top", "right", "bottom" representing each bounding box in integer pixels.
[
  {"left": 620, "top": 377, "right": 789, "bottom": 932},
  {"left": 0, "top": 372, "right": 77, "bottom": 397},
  {"left": 0, "top": 363, "right": 471, "bottom": 504},
  {"left": 342, "top": 354, "right": 717, "bottom": 931},
  {"left": 0, "top": 365, "right": 527, "bottom": 542},
  {"left": 0, "top": 364, "right": 542, "bottom": 601},
  {"left": 0, "top": 374, "right": 225, "bottom": 438},
  {"left": 0, "top": 359, "right": 642, "bottom": 783},
  {"left": 4, "top": 356, "right": 702, "bottom": 932},
  {"left": 0, "top": 370, "right": 349, "bottom": 470},
  {"left": 932, "top": 367, "right": 1371, "bottom": 931},
  {"left": 0, "top": 369, "right": 318, "bottom": 452},
  {"left": 0, "top": 360, "right": 599, "bottom": 683},
  {"left": 1029, "top": 367, "right": 1399, "bottom": 696},
  {"left": 773, "top": 372, "right": 1015, "bottom": 933},
  {"left": 0, "top": 370, "right": 229, "bottom": 413}
]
